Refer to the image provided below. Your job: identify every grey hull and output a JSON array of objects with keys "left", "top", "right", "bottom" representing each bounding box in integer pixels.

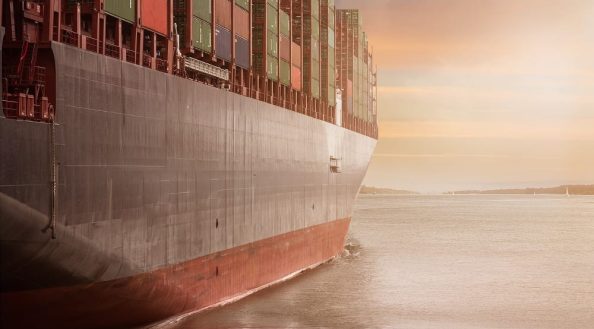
[{"left": 0, "top": 42, "right": 376, "bottom": 291}]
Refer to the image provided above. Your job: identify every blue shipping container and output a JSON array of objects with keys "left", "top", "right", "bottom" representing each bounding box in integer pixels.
[
  {"left": 235, "top": 36, "right": 250, "bottom": 69},
  {"left": 215, "top": 25, "right": 232, "bottom": 61}
]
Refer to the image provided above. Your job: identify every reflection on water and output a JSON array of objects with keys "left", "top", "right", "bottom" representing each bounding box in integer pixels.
[{"left": 153, "top": 195, "right": 594, "bottom": 329}]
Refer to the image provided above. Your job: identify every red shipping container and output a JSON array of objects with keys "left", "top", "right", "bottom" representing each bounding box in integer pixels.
[
  {"left": 141, "top": 1, "right": 168, "bottom": 35},
  {"left": 234, "top": 6, "right": 250, "bottom": 39},
  {"left": 279, "top": 35, "right": 290, "bottom": 61},
  {"left": 291, "top": 42, "right": 301, "bottom": 68},
  {"left": 291, "top": 65, "right": 302, "bottom": 91},
  {"left": 215, "top": 0, "right": 232, "bottom": 29}
]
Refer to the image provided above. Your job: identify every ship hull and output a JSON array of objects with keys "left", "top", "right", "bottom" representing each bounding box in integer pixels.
[
  {"left": 0, "top": 42, "right": 376, "bottom": 328},
  {"left": 1, "top": 218, "right": 350, "bottom": 329}
]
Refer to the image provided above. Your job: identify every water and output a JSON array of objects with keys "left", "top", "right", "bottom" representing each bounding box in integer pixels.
[{"left": 153, "top": 195, "right": 594, "bottom": 329}]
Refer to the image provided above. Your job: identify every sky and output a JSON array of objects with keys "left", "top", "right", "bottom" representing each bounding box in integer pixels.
[{"left": 337, "top": 0, "right": 594, "bottom": 193}]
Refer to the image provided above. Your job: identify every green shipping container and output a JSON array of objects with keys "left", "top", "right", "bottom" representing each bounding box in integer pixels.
[
  {"left": 311, "top": 0, "right": 320, "bottom": 19},
  {"left": 235, "top": 0, "right": 249, "bottom": 11},
  {"left": 192, "top": 16, "right": 212, "bottom": 52},
  {"left": 104, "top": 0, "right": 136, "bottom": 23},
  {"left": 280, "top": 10, "right": 290, "bottom": 36},
  {"left": 359, "top": 30, "right": 364, "bottom": 56},
  {"left": 312, "top": 58, "right": 320, "bottom": 80},
  {"left": 267, "top": 32, "right": 279, "bottom": 57},
  {"left": 194, "top": 0, "right": 212, "bottom": 23},
  {"left": 312, "top": 39, "right": 320, "bottom": 60},
  {"left": 328, "top": 29, "right": 335, "bottom": 47},
  {"left": 267, "top": 55, "right": 279, "bottom": 80},
  {"left": 311, "top": 78, "right": 320, "bottom": 99},
  {"left": 328, "top": 46, "right": 335, "bottom": 67},
  {"left": 280, "top": 60, "right": 291, "bottom": 86},
  {"left": 312, "top": 17, "right": 320, "bottom": 40},
  {"left": 328, "top": 83, "right": 336, "bottom": 106},
  {"left": 267, "top": 4, "right": 278, "bottom": 32}
]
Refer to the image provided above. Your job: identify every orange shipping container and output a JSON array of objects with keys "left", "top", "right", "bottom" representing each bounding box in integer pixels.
[
  {"left": 215, "top": 0, "right": 232, "bottom": 29},
  {"left": 141, "top": 1, "right": 169, "bottom": 35},
  {"left": 291, "top": 65, "right": 302, "bottom": 91},
  {"left": 234, "top": 6, "right": 250, "bottom": 39},
  {"left": 291, "top": 42, "right": 302, "bottom": 68}
]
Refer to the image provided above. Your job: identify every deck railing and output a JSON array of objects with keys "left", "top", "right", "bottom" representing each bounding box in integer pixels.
[
  {"left": 105, "top": 43, "right": 120, "bottom": 59},
  {"left": 61, "top": 29, "right": 78, "bottom": 46},
  {"left": 156, "top": 58, "right": 169, "bottom": 73}
]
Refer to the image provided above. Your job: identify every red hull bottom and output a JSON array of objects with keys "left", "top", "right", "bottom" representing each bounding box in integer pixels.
[{"left": 1, "top": 218, "right": 350, "bottom": 329}]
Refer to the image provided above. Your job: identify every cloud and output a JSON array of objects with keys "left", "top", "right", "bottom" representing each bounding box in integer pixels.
[
  {"left": 373, "top": 153, "right": 557, "bottom": 160},
  {"left": 339, "top": 0, "right": 594, "bottom": 70},
  {"left": 377, "top": 85, "right": 518, "bottom": 99},
  {"left": 379, "top": 120, "right": 594, "bottom": 141},
  {"left": 335, "top": 0, "right": 594, "bottom": 190}
]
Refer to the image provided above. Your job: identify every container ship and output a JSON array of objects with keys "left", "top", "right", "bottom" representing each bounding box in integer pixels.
[{"left": 0, "top": 1, "right": 377, "bottom": 328}]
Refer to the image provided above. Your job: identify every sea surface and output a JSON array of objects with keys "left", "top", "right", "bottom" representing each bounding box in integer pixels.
[{"left": 153, "top": 195, "right": 594, "bottom": 329}]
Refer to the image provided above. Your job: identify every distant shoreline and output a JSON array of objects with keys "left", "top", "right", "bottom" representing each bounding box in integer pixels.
[
  {"left": 359, "top": 185, "right": 419, "bottom": 195},
  {"left": 360, "top": 184, "right": 594, "bottom": 196},
  {"left": 447, "top": 184, "right": 594, "bottom": 196}
]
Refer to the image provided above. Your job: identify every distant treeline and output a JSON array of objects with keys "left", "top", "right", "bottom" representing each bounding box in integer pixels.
[
  {"left": 360, "top": 185, "right": 418, "bottom": 195},
  {"left": 452, "top": 184, "right": 594, "bottom": 195}
]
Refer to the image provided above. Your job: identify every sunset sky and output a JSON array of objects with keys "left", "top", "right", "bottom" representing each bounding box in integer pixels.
[{"left": 337, "top": 0, "right": 594, "bottom": 192}]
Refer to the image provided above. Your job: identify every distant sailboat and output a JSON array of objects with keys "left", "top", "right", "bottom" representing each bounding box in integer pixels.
[{"left": 566, "top": 187, "right": 570, "bottom": 197}]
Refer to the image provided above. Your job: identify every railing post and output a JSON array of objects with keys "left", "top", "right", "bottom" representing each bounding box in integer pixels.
[{"left": 74, "top": 3, "right": 82, "bottom": 47}]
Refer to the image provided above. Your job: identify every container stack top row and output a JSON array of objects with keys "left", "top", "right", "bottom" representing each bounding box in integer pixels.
[{"left": 97, "top": 0, "right": 376, "bottom": 124}]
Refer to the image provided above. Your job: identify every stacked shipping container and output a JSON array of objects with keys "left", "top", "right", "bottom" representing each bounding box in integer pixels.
[
  {"left": 336, "top": 10, "right": 352, "bottom": 115},
  {"left": 335, "top": 9, "right": 375, "bottom": 124},
  {"left": 360, "top": 33, "right": 369, "bottom": 121},
  {"left": 141, "top": 1, "right": 170, "bottom": 35},
  {"left": 234, "top": 0, "right": 251, "bottom": 69},
  {"left": 252, "top": 0, "right": 280, "bottom": 81},
  {"left": 215, "top": 0, "right": 232, "bottom": 61},
  {"left": 291, "top": 41, "right": 303, "bottom": 90},
  {"left": 104, "top": 0, "right": 136, "bottom": 24},
  {"left": 56, "top": 0, "right": 376, "bottom": 137},
  {"left": 350, "top": 10, "right": 361, "bottom": 119},
  {"left": 320, "top": 0, "right": 335, "bottom": 107},
  {"left": 174, "top": 0, "right": 250, "bottom": 68},
  {"left": 174, "top": 0, "right": 212, "bottom": 53},
  {"left": 281, "top": 0, "right": 302, "bottom": 91},
  {"left": 300, "top": 0, "right": 321, "bottom": 99},
  {"left": 279, "top": 9, "right": 291, "bottom": 86}
]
